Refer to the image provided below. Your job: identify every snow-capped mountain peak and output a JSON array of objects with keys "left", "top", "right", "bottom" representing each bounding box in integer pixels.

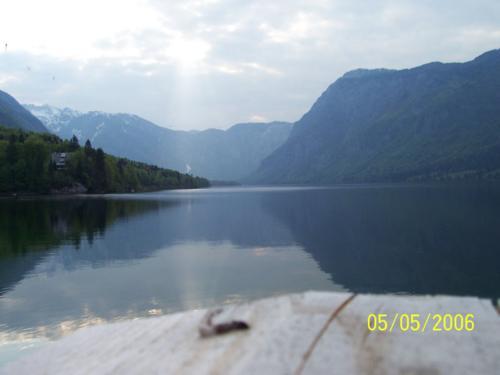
[{"left": 24, "top": 104, "right": 81, "bottom": 133}]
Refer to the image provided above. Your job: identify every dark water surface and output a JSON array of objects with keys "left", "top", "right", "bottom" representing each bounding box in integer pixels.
[{"left": 1, "top": 185, "right": 499, "bottom": 346}]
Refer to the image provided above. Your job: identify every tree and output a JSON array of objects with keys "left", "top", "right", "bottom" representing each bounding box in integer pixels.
[
  {"left": 84, "top": 139, "right": 93, "bottom": 157},
  {"left": 23, "top": 137, "right": 49, "bottom": 192},
  {"left": 0, "top": 126, "right": 209, "bottom": 194},
  {"left": 6, "top": 135, "right": 17, "bottom": 164},
  {"left": 93, "top": 148, "right": 108, "bottom": 192},
  {"left": 5, "top": 135, "right": 18, "bottom": 190},
  {"left": 69, "top": 135, "right": 80, "bottom": 151}
]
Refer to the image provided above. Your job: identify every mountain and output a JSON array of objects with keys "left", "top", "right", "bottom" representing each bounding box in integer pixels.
[
  {"left": 182, "top": 122, "right": 292, "bottom": 180},
  {"left": 25, "top": 104, "right": 292, "bottom": 181},
  {"left": 0, "top": 90, "right": 48, "bottom": 133},
  {"left": 250, "top": 49, "right": 500, "bottom": 183}
]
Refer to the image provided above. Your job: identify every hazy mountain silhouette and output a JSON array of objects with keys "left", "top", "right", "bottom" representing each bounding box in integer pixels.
[{"left": 25, "top": 104, "right": 292, "bottom": 181}]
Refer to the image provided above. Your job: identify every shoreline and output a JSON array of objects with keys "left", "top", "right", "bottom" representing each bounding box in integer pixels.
[
  {"left": 3, "top": 180, "right": 500, "bottom": 199},
  {"left": 0, "top": 186, "right": 211, "bottom": 199}
]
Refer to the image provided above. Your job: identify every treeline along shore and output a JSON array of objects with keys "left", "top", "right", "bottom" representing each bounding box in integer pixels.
[{"left": 0, "top": 126, "right": 210, "bottom": 194}]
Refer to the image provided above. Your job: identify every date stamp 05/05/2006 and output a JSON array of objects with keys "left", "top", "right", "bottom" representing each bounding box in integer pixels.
[{"left": 367, "top": 313, "right": 475, "bottom": 333}]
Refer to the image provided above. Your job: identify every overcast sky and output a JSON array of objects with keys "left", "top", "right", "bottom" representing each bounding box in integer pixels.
[{"left": 1, "top": 0, "right": 499, "bottom": 130}]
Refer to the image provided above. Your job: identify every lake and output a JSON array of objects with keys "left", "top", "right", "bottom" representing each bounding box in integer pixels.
[{"left": 1, "top": 185, "right": 499, "bottom": 359}]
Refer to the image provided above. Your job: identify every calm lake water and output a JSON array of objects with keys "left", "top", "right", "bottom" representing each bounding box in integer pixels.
[{"left": 1, "top": 185, "right": 499, "bottom": 358}]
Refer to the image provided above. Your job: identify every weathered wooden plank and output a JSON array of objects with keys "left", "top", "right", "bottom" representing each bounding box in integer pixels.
[
  {"left": 1, "top": 292, "right": 348, "bottom": 374},
  {"left": 2, "top": 292, "right": 498, "bottom": 375},
  {"left": 302, "top": 294, "right": 500, "bottom": 375}
]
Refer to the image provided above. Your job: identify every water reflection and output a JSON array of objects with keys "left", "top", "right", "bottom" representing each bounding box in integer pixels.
[
  {"left": 262, "top": 185, "right": 500, "bottom": 298},
  {"left": 0, "top": 185, "right": 499, "bottom": 346},
  {"left": 0, "top": 192, "right": 337, "bottom": 342},
  {"left": 0, "top": 198, "right": 173, "bottom": 295}
]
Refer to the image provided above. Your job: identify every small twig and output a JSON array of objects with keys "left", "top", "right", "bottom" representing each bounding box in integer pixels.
[
  {"left": 294, "top": 294, "right": 357, "bottom": 375},
  {"left": 199, "top": 308, "right": 250, "bottom": 338}
]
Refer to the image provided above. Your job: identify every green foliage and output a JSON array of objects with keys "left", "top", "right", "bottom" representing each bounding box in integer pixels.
[{"left": 0, "top": 126, "right": 210, "bottom": 194}]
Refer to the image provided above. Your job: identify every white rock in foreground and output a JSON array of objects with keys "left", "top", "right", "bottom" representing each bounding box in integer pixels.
[{"left": 2, "top": 292, "right": 499, "bottom": 375}]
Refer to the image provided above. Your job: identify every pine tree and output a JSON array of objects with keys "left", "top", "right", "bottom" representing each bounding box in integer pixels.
[
  {"left": 70, "top": 135, "right": 80, "bottom": 151},
  {"left": 84, "top": 139, "right": 93, "bottom": 157},
  {"left": 93, "top": 148, "right": 108, "bottom": 192},
  {"left": 6, "top": 135, "right": 17, "bottom": 161}
]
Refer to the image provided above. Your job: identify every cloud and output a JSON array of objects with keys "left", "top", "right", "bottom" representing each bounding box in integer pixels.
[{"left": 1, "top": 0, "right": 499, "bottom": 129}]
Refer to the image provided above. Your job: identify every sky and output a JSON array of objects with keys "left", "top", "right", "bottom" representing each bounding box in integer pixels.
[{"left": 0, "top": 0, "right": 499, "bottom": 130}]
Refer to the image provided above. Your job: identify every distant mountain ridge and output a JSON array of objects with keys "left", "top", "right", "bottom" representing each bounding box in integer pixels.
[
  {"left": 0, "top": 91, "right": 48, "bottom": 133},
  {"left": 250, "top": 49, "right": 500, "bottom": 183},
  {"left": 25, "top": 104, "right": 292, "bottom": 181}
]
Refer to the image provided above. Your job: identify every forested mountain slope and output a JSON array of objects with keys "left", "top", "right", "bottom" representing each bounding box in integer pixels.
[
  {"left": 0, "top": 91, "right": 48, "bottom": 133},
  {"left": 250, "top": 49, "right": 500, "bottom": 183}
]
